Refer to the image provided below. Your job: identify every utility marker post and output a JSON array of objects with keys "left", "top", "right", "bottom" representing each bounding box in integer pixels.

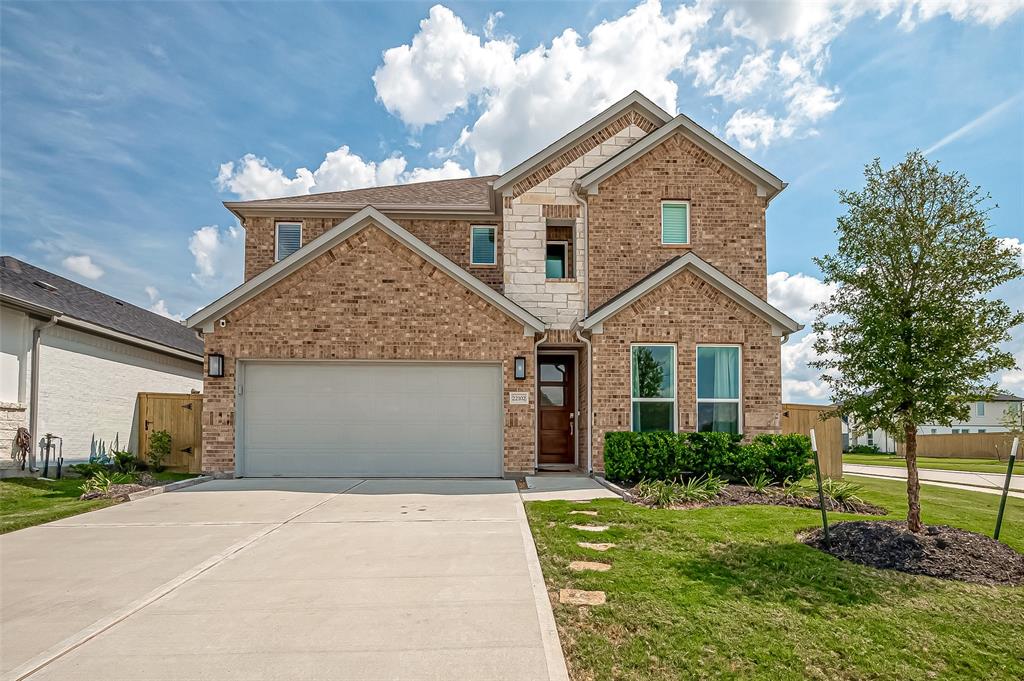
[
  {"left": 994, "top": 437, "right": 1019, "bottom": 541},
  {"left": 810, "top": 429, "right": 829, "bottom": 544}
]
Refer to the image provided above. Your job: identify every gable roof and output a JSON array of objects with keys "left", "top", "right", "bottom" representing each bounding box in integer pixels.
[
  {"left": 224, "top": 176, "right": 499, "bottom": 220},
  {"left": 187, "top": 206, "right": 546, "bottom": 335},
  {"left": 0, "top": 256, "right": 203, "bottom": 358},
  {"left": 578, "top": 252, "right": 802, "bottom": 337},
  {"left": 492, "top": 91, "right": 673, "bottom": 194},
  {"left": 576, "top": 113, "right": 787, "bottom": 200}
]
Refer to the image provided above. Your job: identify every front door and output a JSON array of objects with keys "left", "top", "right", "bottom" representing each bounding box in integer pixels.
[{"left": 537, "top": 355, "right": 575, "bottom": 465}]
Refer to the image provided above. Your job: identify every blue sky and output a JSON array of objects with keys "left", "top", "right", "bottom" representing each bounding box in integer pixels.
[{"left": 2, "top": 0, "right": 1022, "bottom": 401}]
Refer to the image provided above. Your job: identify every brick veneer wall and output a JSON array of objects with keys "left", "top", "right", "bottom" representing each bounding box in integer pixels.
[
  {"left": 243, "top": 215, "right": 503, "bottom": 292},
  {"left": 203, "top": 224, "right": 535, "bottom": 476},
  {"left": 587, "top": 132, "right": 769, "bottom": 311},
  {"left": 588, "top": 269, "right": 782, "bottom": 472}
]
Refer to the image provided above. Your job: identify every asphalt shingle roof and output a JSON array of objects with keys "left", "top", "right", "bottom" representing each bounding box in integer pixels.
[
  {"left": 0, "top": 256, "right": 203, "bottom": 357},
  {"left": 228, "top": 175, "right": 499, "bottom": 208}
]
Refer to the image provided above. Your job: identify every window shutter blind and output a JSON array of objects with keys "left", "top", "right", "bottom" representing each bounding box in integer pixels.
[
  {"left": 471, "top": 226, "right": 496, "bottom": 264},
  {"left": 276, "top": 224, "right": 302, "bottom": 261},
  {"left": 661, "top": 204, "right": 688, "bottom": 244}
]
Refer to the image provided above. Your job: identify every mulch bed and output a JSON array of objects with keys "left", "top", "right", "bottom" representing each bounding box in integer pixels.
[
  {"left": 802, "top": 520, "right": 1024, "bottom": 586},
  {"left": 626, "top": 484, "right": 887, "bottom": 515},
  {"left": 79, "top": 473, "right": 165, "bottom": 501}
]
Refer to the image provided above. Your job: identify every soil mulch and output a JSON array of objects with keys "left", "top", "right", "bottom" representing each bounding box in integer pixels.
[
  {"left": 626, "top": 484, "right": 887, "bottom": 515},
  {"left": 79, "top": 473, "right": 164, "bottom": 501},
  {"left": 802, "top": 520, "right": 1024, "bottom": 586}
]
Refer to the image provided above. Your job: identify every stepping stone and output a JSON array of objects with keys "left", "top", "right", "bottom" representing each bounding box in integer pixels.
[
  {"left": 571, "top": 524, "right": 609, "bottom": 532},
  {"left": 559, "top": 589, "right": 606, "bottom": 606},
  {"left": 577, "top": 542, "right": 616, "bottom": 552},
  {"left": 568, "top": 510, "right": 598, "bottom": 516},
  {"left": 569, "top": 560, "right": 611, "bottom": 572}
]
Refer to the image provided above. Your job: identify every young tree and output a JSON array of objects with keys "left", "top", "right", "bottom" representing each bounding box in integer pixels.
[{"left": 812, "top": 152, "right": 1023, "bottom": 532}]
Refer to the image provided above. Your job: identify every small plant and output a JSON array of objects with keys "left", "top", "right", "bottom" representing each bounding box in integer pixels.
[
  {"left": 69, "top": 462, "right": 109, "bottom": 478},
  {"left": 821, "top": 479, "right": 864, "bottom": 504},
  {"left": 111, "top": 450, "right": 137, "bottom": 473},
  {"left": 743, "top": 471, "right": 774, "bottom": 494},
  {"left": 79, "top": 471, "right": 134, "bottom": 496},
  {"left": 635, "top": 474, "right": 725, "bottom": 506},
  {"left": 147, "top": 430, "right": 171, "bottom": 472},
  {"left": 781, "top": 477, "right": 812, "bottom": 499}
]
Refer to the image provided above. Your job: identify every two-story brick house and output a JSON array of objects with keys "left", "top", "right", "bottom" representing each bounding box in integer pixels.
[{"left": 187, "top": 92, "right": 802, "bottom": 478}]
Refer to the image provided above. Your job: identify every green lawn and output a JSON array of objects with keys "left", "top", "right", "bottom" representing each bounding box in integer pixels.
[
  {"left": 526, "top": 476, "right": 1023, "bottom": 681},
  {"left": 843, "top": 452, "right": 1013, "bottom": 474},
  {"left": 0, "top": 478, "right": 116, "bottom": 533}
]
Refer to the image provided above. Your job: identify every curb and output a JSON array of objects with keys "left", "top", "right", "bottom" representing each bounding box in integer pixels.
[
  {"left": 593, "top": 476, "right": 630, "bottom": 498},
  {"left": 127, "top": 475, "right": 213, "bottom": 501}
]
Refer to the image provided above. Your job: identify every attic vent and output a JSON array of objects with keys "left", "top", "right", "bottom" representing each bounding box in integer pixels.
[{"left": 33, "top": 281, "right": 58, "bottom": 293}]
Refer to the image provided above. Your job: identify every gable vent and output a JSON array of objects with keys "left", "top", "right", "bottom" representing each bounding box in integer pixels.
[{"left": 276, "top": 223, "right": 302, "bottom": 261}]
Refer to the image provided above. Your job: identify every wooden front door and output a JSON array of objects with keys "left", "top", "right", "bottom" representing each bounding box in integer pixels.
[{"left": 538, "top": 355, "right": 575, "bottom": 465}]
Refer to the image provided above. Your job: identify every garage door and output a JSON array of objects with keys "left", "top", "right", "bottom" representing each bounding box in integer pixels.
[{"left": 240, "top": 362, "right": 503, "bottom": 477}]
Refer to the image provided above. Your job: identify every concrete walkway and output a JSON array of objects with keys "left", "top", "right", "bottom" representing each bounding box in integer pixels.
[
  {"left": 1, "top": 479, "right": 568, "bottom": 681},
  {"left": 845, "top": 463, "right": 1024, "bottom": 499}
]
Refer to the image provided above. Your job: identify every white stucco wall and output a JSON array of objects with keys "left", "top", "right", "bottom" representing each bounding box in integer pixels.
[
  {"left": 502, "top": 124, "right": 648, "bottom": 328},
  {"left": 35, "top": 325, "right": 202, "bottom": 461}
]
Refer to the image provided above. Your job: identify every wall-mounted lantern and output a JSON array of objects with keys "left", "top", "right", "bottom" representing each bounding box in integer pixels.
[
  {"left": 514, "top": 356, "right": 526, "bottom": 380},
  {"left": 207, "top": 353, "right": 225, "bottom": 378}
]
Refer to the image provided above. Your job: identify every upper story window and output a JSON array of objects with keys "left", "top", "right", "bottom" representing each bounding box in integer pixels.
[
  {"left": 696, "top": 345, "right": 741, "bottom": 434},
  {"left": 470, "top": 225, "right": 496, "bottom": 266},
  {"left": 976, "top": 401, "right": 985, "bottom": 416},
  {"left": 661, "top": 201, "right": 690, "bottom": 245},
  {"left": 631, "top": 344, "right": 676, "bottom": 432},
  {"left": 275, "top": 222, "right": 302, "bottom": 261},
  {"left": 546, "top": 242, "right": 567, "bottom": 278}
]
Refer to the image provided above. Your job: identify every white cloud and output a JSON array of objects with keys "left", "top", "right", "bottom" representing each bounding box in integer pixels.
[
  {"left": 484, "top": 11, "right": 504, "bottom": 39},
  {"left": 768, "top": 271, "right": 841, "bottom": 403},
  {"left": 61, "top": 254, "right": 104, "bottom": 280},
  {"left": 925, "top": 92, "right": 1024, "bottom": 155},
  {"left": 217, "top": 147, "right": 472, "bottom": 201},
  {"left": 768, "top": 271, "right": 837, "bottom": 324},
  {"left": 188, "top": 225, "right": 243, "bottom": 288},
  {"left": 373, "top": 0, "right": 709, "bottom": 174},
  {"left": 144, "top": 286, "right": 183, "bottom": 321},
  {"left": 373, "top": 1, "right": 1021, "bottom": 159}
]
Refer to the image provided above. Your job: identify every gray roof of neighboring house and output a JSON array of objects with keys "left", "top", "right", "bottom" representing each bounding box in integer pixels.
[
  {"left": 0, "top": 256, "right": 203, "bottom": 357},
  {"left": 992, "top": 391, "right": 1023, "bottom": 402},
  {"left": 225, "top": 175, "right": 499, "bottom": 211}
]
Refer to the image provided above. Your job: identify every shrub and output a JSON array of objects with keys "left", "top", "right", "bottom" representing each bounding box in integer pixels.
[
  {"left": 604, "top": 431, "right": 812, "bottom": 485},
  {"left": 147, "top": 430, "right": 171, "bottom": 472},
  {"left": 69, "top": 462, "right": 109, "bottom": 478},
  {"left": 848, "top": 444, "right": 880, "bottom": 454},
  {"left": 111, "top": 450, "right": 137, "bottom": 473},
  {"left": 79, "top": 470, "right": 134, "bottom": 496}
]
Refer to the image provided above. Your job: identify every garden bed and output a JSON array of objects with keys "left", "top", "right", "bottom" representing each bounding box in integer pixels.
[
  {"left": 625, "top": 482, "right": 887, "bottom": 515},
  {"left": 802, "top": 520, "right": 1024, "bottom": 586},
  {"left": 79, "top": 472, "right": 197, "bottom": 501}
]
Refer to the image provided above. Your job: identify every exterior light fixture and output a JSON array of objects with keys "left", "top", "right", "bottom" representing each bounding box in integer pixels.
[
  {"left": 208, "top": 353, "right": 225, "bottom": 378},
  {"left": 514, "top": 356, "right": 526, "bottom": 380}
]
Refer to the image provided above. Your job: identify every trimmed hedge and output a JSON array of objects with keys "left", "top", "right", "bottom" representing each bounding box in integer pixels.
[{"left": 604, "top": 431, "right": 813, "bottom": 485}]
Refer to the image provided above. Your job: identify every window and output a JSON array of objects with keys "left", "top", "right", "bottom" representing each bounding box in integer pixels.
[
  {"left": 930, "top": 428, "right": 937, "bottom": 434},
  {"left": 661, "top": 201, "right": 689, "bottom": 245},
  {"left": 977, "top": 429, "right": 986, "bottom": 434},
  {"left": 866, "top": 431, "right": 874, "bottom": 445},
  {"left": 470, "top": 225, "right": 496, "bottom": 265},
  {"left": 275, "top": 223, "right": 302, "bottom": 261},
  {"left": 546, "top": 242, "right": 567, "bottom": 279},
  {"left": 631, "top": 345, "right": 675, "bottom": 432},
  {"left": 977, "top": 401, "right": 985, "bottom": 416},
  {"left": 696, "top": 345, "right": 741, "bottom": 434}
]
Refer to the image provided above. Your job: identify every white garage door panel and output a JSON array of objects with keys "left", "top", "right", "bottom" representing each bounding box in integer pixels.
[{"left": 241, "top": 363, "right": 502, "bottom": 477}]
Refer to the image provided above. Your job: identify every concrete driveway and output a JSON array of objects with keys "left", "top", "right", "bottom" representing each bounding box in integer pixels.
[{"left": 1, "top": 479, "right": 567, "bottom": 681}]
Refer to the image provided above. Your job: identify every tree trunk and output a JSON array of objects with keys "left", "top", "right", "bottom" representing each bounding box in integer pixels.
[{"left": 904, "top": 423, "right": 923, "bottom": 533}]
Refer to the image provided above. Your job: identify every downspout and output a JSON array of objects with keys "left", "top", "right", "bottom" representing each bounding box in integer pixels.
[
  {"left": 575, "top": 329, "right": 594, "bottom": 475},
  {"left": 29, "top": 315, "right": 59, "bottom": 470}
]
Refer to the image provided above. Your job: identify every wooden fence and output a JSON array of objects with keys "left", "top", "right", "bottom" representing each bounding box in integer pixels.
[
  {"left": 781, "top": 403, "right": 842, "bottom": 479},
  {"left": 137, "top": 392, "right": 203, "bottom": 473},
  {"left": 896, "top": 432, "right": 1017, "bottom": 461}
]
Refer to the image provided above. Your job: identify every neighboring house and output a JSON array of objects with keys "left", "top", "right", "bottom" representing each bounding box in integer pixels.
[
  {"left": 187, "top": 91, "right": 803, "bottom": 478},
  {"left": 1, "top": 257, "right": 203, "bottom": 466},
  {"left": 848, "top": 392, "right": 1024, "bottom": 451}
]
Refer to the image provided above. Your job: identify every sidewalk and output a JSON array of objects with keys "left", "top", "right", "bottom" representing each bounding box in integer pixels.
[{"left": 845, "top": 463, "right": 1024, "bottom": 499}]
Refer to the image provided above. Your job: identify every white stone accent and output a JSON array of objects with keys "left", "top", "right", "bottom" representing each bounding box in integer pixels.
[{"left": 503, "top": 124, "right": 648, "bottom": 327}]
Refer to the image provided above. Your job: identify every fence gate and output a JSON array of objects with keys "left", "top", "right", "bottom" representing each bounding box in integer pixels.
[
  {"left": 138, "top": 392, "right": 203, "bottom": 473},
  {"left": 781, "top": 403, "right": 843, "bottom": 479}
]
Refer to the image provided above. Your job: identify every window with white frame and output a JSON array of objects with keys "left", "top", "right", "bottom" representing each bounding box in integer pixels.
[
  {"left": 275, "top": 223, "right": 302, "bottom": 261},
  {"left": 661, "top": 201, "right": 689, "bottom": 245},
  {"left": 977, "top": 401, "right": 985, "bottom": 416},
  {"left": 470, "top": 225, "right": 496, "bottom": 265},
  {"left": 696, "top": 345, "right": 741, "bottom": 434},
  {"left": 631, "top": 344, "right": 675, "bottom": 432}
]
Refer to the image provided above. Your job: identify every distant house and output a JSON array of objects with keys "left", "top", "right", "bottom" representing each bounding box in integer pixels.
[
  {"left": 0, "top": 256, "right": 203, "bottom": 467},
  {"left": 848, "top": 392, "right": 1023, "bottom": 451}
]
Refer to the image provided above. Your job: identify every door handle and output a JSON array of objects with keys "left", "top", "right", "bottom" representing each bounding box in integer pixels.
[{"left": 144, "top": 420, "right": 152, "bottom": 431}]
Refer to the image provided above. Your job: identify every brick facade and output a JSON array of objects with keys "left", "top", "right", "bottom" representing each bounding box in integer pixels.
[
  {"left": 244, "top": 215, "right": 504, "bottom": 292},
  {"left": 587, "top": 132, "right": 769, "bottom": 310},
  {"left": 203, "top": 224, "right": 534, "bottom": 475},
  {"left": 589, "top": 270, "right": 782, "bottom": 472}
]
